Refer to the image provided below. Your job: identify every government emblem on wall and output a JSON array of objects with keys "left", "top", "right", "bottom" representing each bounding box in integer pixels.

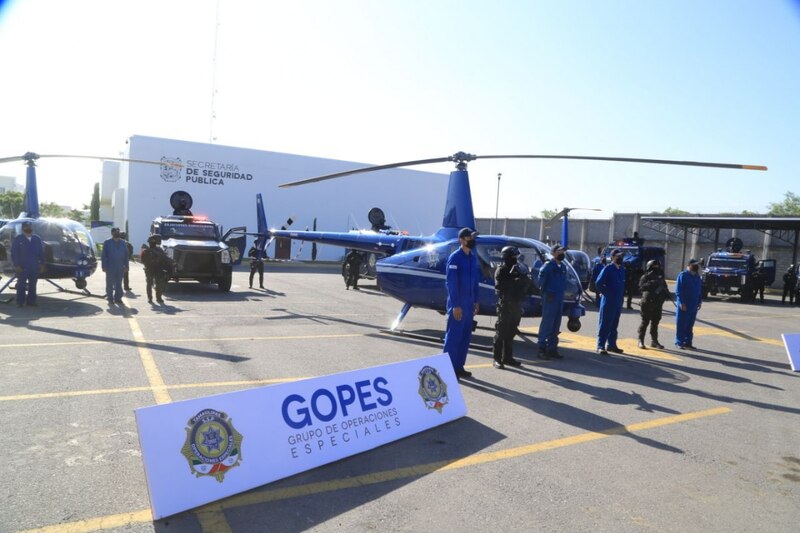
[
  {"left": 417, "top": 365, "right": 449, "bottom": 413},
  {"left": 181, "top": 409, "right": 243, "bottom": 482},
  {"left": 160, "top": 156, "right": 182, "bottom": 183}
]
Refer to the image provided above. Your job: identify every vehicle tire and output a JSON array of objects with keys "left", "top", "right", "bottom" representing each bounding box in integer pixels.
[
  {"left": 218, "top": 268, "right": 232, "bottom": 292},
  {"left": 75, "top": 278, "right": 87, "bottom": 290},
  {"left": 702, "top": 287, "right": 709, "bottom": 299},
  {"left": 567, "top": 318, "right": 581, "bottom": 332}
]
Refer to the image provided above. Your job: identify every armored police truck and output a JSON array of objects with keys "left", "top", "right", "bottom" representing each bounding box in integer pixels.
[
  {"left": 702, "top": 238, "right": 776, "bottom": 301},
  {"left": 149, "top": 191, "right": 245, "bottom": 292}
]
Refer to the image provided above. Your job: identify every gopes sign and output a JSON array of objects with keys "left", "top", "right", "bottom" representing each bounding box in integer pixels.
[{"left": 135, "top": 353, "right": 466, "bottom": 519}]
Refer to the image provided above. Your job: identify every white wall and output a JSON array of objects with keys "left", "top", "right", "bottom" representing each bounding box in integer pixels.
[{"left": 121, "top": 135, "right": 450, "bottom": 260}]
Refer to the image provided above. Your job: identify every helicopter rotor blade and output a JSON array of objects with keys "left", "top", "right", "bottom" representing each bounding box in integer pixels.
[
  {"left": 279, "top": 156, "right": 455, "bottom": 187},
  {"left": 544, "top": 208, "right": 569, "bottom": 227},
  {"left": 278, "top": 152, "right": 766, "bottom": 188},
  {"left": 476, "top": 154, "right": 766, "bottom": 171},
  {"left": 0, "top": 153, "right": 181, "bottom": 167}
]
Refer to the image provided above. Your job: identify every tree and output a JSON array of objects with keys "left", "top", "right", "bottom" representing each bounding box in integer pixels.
[
  {"left": 90, "top": 183, "right": 100, "bottom": 222},
  {"left": 0, "top": 191, "right": 24, "bottom": 218},
  {"left": 68, "top": 209, "right": 86, "bottom": 223},
  {"left": 767, "top": 191, "right": 800, "bottom": 216},
  {"left": 39, "top": 202, "right": 66, "bottom": 217},
  {"left": 651, "top": 207, "right": 690, "bottom": 216},
  {"left": 540, "top": 208, "right": 557, "bottom": 220}
]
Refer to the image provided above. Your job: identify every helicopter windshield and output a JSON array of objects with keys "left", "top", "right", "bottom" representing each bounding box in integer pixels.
[{"left": 36, "top": 220, "right": 95, "bottom": 264}]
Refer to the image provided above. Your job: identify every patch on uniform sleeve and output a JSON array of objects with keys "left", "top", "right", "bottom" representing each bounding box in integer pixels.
[{"left": 448, "top": 265, "right": 458, "bottom": 270}]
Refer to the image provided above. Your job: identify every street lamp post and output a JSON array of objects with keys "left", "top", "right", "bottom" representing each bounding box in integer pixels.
[{"left": 494, "top": 172, "right": 502, "bottom": 234}]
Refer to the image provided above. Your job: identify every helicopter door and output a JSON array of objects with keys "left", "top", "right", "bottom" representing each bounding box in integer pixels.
[{"left": 221, "top": 226, "right": 247, "bottom": 266}]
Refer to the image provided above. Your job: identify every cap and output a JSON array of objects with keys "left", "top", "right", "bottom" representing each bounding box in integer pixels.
[
  {"left": 458, "top": 227, "right": 477, "bottom": 239},
  {"left": 688, "top": 258, "right": 700, "bottom": 265},
  {"left": 551, "top": 244, "right": 566, "bottom": 254},
  {"left": 111, "top": 227, "right": 120, "bottom": 234},
  {"left": 21, "top": 221, "right": 32, "bottom": 229},
  {"left": 611, "top": 248, "right": 623, "bottom": 257}
]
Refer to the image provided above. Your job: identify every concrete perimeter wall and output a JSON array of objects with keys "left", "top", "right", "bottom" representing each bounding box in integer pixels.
[{"left": 477, "top": 214, "right": 798, "bottom": 281}]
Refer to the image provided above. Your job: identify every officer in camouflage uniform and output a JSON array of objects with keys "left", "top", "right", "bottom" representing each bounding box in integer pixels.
[
  {"left": 141, "top": 234, "right": 172, "bottom": 304},
  {"left": 637, "top": 259, "right": 669, "bottom": 349},
  {"left": 492, "top": 246, "right": 531, "bottom": 369}
]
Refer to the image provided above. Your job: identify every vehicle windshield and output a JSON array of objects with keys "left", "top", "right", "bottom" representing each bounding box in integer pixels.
[
  {"left": 160, "top": 222, "right": 218, "bottom": 240},
  {"left": 707, "top": 258, "right": 747, "bottom": 269}
]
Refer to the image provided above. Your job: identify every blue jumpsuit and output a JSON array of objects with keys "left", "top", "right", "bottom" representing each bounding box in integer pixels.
[
  {"left": 675, "top": 270, "right": 702, "bottom": 347},
  {"left": 443, "top": 247, "right": 480, "bottom": 372},
  {"left": 596, "top": 263, "right": 626, "bottom": 350},
  {"left": 537, "top": 259, "right": 567, "bottom": 351},
  {"left": 11, "top": 233, "right": 44, "bottom": 306},
  {"left": 102, "top": 238, "right": 129, "bottom": 303}
]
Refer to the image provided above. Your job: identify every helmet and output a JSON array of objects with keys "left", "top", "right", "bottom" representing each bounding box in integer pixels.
[
  {"left": 646, "top": 259, "right": 661, "bottom": 271},
  {"left": 501, "top": 246, "right": 520, "bottom": 260}
]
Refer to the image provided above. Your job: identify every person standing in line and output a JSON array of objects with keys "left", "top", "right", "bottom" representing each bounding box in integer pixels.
[
  {"left": 596, "top": 249, "right": 626, "bottom": 355},
  {"left": 10, "top": 221, "right": 44, "bottom": 308},
  {"left": 443, "top": 228, "right": 480, "bottom": 379},
  {"left": 536, "top": 244, "right": 568, "bottom": 360},
  {"left": 782, "top": 265, "right": 797, "bottom": 305},
  {"left": 102, "top": 227, "right": 129, "bottom": 305},
  {"left": 344, "top": 249, "right": 363, "bottom": 290},
  {"left": 637, "top": 259, "right": 669, "bottom": 349},
  {"left": 675, "top": 258, "right": 703, "bottom": 349},
  {"left": 492, "top": 246, "right": 530, "bottom": 369},
  {"left": 141, "top": 234, "right": 171, "bottom": 304},
  {"left": 120, "top": 232, "right": 135, "bottom": 292},
  {"left": 249, "top": 244, "right": 266, "bottom": 289}
]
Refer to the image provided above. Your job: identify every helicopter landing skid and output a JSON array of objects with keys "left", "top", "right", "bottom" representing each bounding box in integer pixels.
[
  {"left": 389, "top": 302, "right": 412, "bottom": 331},
  {"left": 0, "top": 275, "right": 16, "bottom": 301},
  {"left": 45, "top": 279, "right": 103, "bottom": 298}
]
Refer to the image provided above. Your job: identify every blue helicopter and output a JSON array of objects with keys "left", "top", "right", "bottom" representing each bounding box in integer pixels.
[
  {"left": 0, "top": 152, "right": 166, "bottom": 297},
  {"left": 255, "top": 152, "right": 766, "bottom": 332}
]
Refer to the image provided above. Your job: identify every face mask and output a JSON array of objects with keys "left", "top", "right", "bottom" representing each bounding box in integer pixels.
[
  {"left": 613, "top": 256, "right": 623, "bottom": 265},
  {"left": 555, "top": 253, "right": 565, "bottom": 261},
  {"left": 465, "top": 239, "right": 476, "bottom": 249},
  {"left": 690, "top": 265, "right": 699, "bottom": 273}
]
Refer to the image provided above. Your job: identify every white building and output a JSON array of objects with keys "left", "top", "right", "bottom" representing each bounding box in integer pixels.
[
  {"left": 0, "top": 175, "right": 24, "bottom": 195},
  {"left": 104, "top": 135, "right": 450, "bottom": 260}
]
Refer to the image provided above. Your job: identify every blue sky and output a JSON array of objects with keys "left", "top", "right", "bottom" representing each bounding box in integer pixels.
[{"left": 0, "top": 0, "right": 797, "bottom": 219}]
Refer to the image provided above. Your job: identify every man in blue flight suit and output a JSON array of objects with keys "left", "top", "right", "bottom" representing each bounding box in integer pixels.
[
  {"left": 11, "top": 221, "right": 45, "bottom": 307},
  {"left": 596, "top": 248, "right": 627, "bottom": 355},
  {"left": 537, "top": 244, "right": 568, "bottom": 360},
  {"left": 675, "top": 258, "right": 703, "bottom": 349},
  {"left": 102, "top": 227, "right": 129, "bottom": 305},
  {"left": 443, "top": 227, "right": 480, "bottom": 380}
]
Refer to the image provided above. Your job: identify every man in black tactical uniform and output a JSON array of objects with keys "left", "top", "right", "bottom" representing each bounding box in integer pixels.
[
  {"left": 751, "top": 266, "right": 766, "bottom": 303},
  {"left": 637, "top": 259, "right": 669, "bottom": 349},
  {"left": 492, "top": 246, "right": 530, "bottom": 369},
  {"left": 344, "top": 250, "right": 363, "bottom": 290},
  {"left": 141, "top": 234, "right": 172, "bottom": 304},
  {"left": 248, "top": 244, "right": 266, "bottom": 289},
  {"left": 781, "top": 265, "right": 796, "bottom": 305},
  {"left": 120, "top": 232, "right": 135, "bottom": 292}
]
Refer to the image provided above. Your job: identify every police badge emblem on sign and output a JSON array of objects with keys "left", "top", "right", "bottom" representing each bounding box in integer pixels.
[
  {"left": 418, "top": 365, "right": 449, "bottom": 413},
  {"left": 180, "top": 409, "right": 243, "bottom": 482}
]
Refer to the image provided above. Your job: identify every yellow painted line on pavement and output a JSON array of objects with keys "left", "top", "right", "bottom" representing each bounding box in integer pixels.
[
  {"left": 19, "top": 406, "right": 731, "bottom": 533},
  {"left": 124, "top": 304, "right": 171, "bottom": 405},
  {"left": 659, "top": 323, "right": 784, "bottom": 347},
  {"left": 0, "top": 333, "right": 365, "bottom": 350},
  {"left": 519, "top": 328, "right": 682, "bottom": 362},
  {"left": 0, "top": 377, "right": 308, "bottom": 403}
]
